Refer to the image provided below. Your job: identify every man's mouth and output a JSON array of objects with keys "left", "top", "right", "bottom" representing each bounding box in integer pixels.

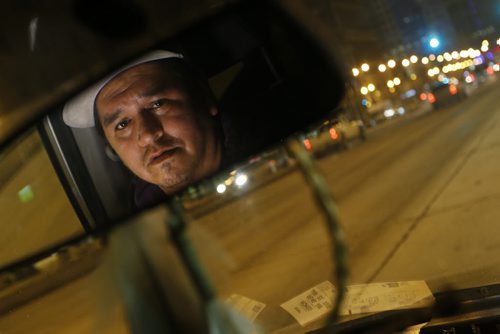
[{"left": 148, "top": 147, "right": 180, "bottom": 165}]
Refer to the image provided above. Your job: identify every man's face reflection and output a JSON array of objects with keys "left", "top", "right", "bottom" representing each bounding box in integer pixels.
[{"left": 95, "top": 61, "right": 222, "bottom": 195}]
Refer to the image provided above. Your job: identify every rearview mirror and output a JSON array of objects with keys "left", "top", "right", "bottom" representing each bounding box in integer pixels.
[
  {"left": 35, "top": 1, "right": 346, "bottom": 230},
  {"left": 0, "top": 0, "right": 348, "bottom": 329}
]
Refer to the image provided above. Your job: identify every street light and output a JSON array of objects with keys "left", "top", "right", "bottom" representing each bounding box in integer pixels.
[
  {"left": 361, "top": 63, "right": 370, "bottom": 72},
  {"left": 481, "top": 44, "right": 488, "bottom": 52},
  {"left": 360, "top": 87, "right": 369, "bottom": 95},
  {"left": 402, "top": 59, "right": 410, "bottom": 67},
  {"left": 368, "top": 83, "right": 375, "bottom": 92},
  {"left": 429, "top": 37, "right": 440, "bottom": 48},
  {"left": 387, "top": 59, "right": 396, "bottom": 68},
  {"left": 452, "top": 51, "right": 459, "bottom": 59},
  {"left": 352, "top": 68, "right": 360, "bottom": 77},
  {"left": 393, "top": 77, "right": 401, "bottom": 85},
  {"left": 429, "top": 54, "right": 436, "bottom": 61},
  {"left": 421, "top": 57, "right": 429, "bottom": 65},
  {"left": 378, "top": 64, "right": 387, "bottom": 72},
  {"left": 387, "top": 80, "right": 395, "bottom": 88},
  {"left": 437, "top": 55, "right": 444, "bottom": 62},
  {"left": 444, "top": 52, "right": 452, "bottom": 61},
  {"left": 410, "top": 55, "right": 418, "bottom": 63}
]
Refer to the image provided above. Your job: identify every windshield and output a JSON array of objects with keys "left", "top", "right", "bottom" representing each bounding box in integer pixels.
[
  {"left": 176, "top": 0, "right": 500, "bottom": 330},
  {"left": 1, "top": 0, "right": 499, "bottom": 333}
]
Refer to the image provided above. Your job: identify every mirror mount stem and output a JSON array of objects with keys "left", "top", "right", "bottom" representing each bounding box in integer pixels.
[{"left": 285, "top": 139, "right": 349, "bottom": 329}]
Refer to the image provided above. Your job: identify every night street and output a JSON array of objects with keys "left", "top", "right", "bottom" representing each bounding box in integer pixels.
[{"left": 186, "top": 78, "right": 500, "bottom": 314}]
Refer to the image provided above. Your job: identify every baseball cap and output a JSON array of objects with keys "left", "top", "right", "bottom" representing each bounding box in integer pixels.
[{"left": 62, "top": 50, "right": 183, "bottom": 128}]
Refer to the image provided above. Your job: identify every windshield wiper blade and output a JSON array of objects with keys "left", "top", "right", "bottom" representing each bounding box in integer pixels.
[{"left": 308, "top": 306, "right": 433, "bottom": 334}]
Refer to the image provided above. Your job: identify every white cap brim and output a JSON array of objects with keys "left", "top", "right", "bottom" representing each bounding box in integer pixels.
[{"left": 62, "top": 50, "right": 183, "bottom": 128}]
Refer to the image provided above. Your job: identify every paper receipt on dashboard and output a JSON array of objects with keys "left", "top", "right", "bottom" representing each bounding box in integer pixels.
[
  {"left": 226, "top": 294, "right": 266, "bottom": 322},
  {"left": 281, "top": 281, "right": 433, "bottom": 327}
]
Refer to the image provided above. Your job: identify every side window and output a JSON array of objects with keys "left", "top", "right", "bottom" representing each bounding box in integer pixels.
[{"left": 0, "top": 129, "right": 84, "bottom": 267}]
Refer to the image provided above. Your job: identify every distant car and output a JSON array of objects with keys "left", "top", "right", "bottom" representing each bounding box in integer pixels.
[
  {"left": 425, "top": 81, "right": 465, "bottom": 109},
  {"left": 302, "top": 124, "right": 343, "bottom": 156},
  {"left": 332, "top": 116, "right": 366, "bottom": 143},
  {"left": 302, "top": 116, "right": 366, "bottom": 156},
  {"left": 365, "top": 99, "right": 406, "bottom": 126}
]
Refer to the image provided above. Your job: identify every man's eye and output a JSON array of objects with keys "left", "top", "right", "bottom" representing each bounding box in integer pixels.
[
  {"left": 116, "top": 119, "right": 130, "bottom": 130},
  {"left": 151, "top": 100, "right": 163, "bottom": 109}
]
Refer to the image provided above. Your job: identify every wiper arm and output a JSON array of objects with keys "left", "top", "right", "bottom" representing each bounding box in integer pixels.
[{"left": 308, "top": 306, "right": 433, "bottom": 334}]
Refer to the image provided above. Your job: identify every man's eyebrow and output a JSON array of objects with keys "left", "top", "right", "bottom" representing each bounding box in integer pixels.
[{"left": 102, "top": 108, "right": 123, "bottom": 128}]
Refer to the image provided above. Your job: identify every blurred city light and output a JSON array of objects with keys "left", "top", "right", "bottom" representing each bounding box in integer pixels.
[
  {"left": 442, "top": 60, "right": 473, "bottom": 73},
  {"left": 429, "top": 38, "right": 440, "bottom": 48},
  {"left": 482, "top": 39, "right": 489, "bottom": 46},
  {"left": 437, "top": 55, "right": 444, "bottom": 62},
  {"left": 494, "top": 64, "right": 500, "bottom": 72},
  {"left": 452, "top": 51, "right": 459, "bottom": 59},
  {"left": 387, "top": 59, "right": 396, "bottom": 68},
  {"left": 361, "top": 63, "right": 370, "bottom": 72},
  {"left": 368, "top": 83, "right": 376, "bottom": 92},
  {"left": 410, "top": 73, "right": 417, "bottom": 80},
  {"left": 378, "top": 64, "right": 387, "bottom": 72},
  {"left": 235, "top": 174, "right": 248, "bottom": 187},
  {"left": 402, "top": 59, "right": 410, "bottom": 67},
  {"left": 361, "top": 86, "right": 369, "bottom": 95},
  {"left": 393, "top": 77, "right": 401, "bottom": 85},
  {"left": 384, "top": 109, "right": 396, "bottom": 118},
  {"left": 352, "top": 68, "right": 360, "bottom": 77},
  {"left": 410, "top": 55, "right": 418, "bottom": 63},
  {"left": 303, "top": 139, "right": 312, "bottom": 151},
  {"left": 422, "top": 57, "right": 429, "bottom": 64},
  {"left": 473, "top": 57, "right": 484, "bottom": 66},
  {"left": 329, "top": 128, "right": 339, "bottom": 140},
  {"left": 460, "top": 50, "right": 468, "bottom": 58},
  {"left": 387, "top": 80, "right": 395, "bottom": 88},
  {"left": 444, "top": 52, "right": 452, "bottom": 61},
  {"left": 481, "top": 44, "right": 489, "bottom": 52},
  {"left": 429, "top": 54, "right": 436, "bottom": 61},
  {"left": 216, "top": 184, "right": 227, "bottom": 194},
  {"left": 18, "top": 185, "right": 34, "bottom": 203}
]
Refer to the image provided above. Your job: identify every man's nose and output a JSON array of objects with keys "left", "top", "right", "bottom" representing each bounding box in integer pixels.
[{"left": 137, "top": 111, "right": 163, "bottom": 147}]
